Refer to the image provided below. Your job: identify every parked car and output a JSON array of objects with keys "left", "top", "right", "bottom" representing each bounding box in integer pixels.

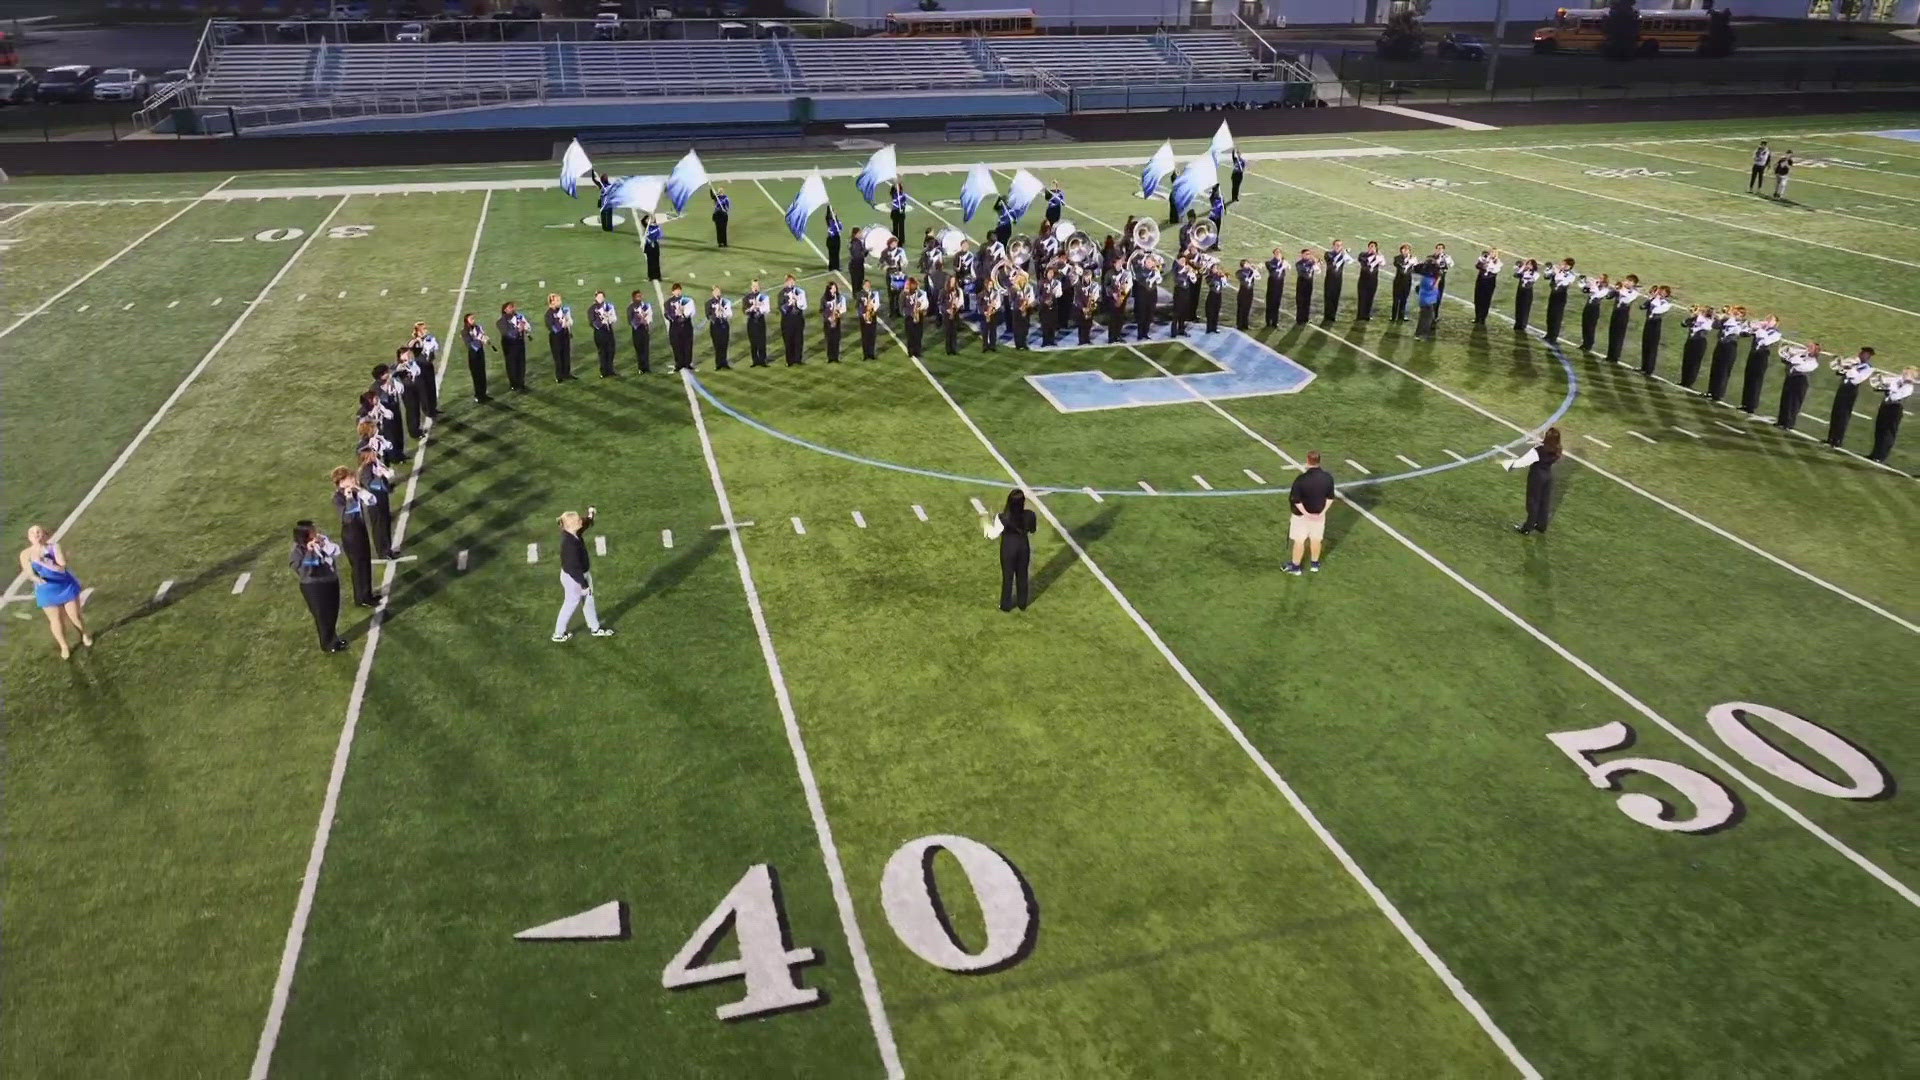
[
  {"left": 93, "top": 67, "right": 151, "bottom": 100},
  {"left": 0, "top": 67, "right": 38, "bottom": 105},
  {"left": 209, "top": 19, "right": 249, "bottom": 44},
  {"left": 34, "top": 65, "right": 99, "bottom": 103},
  {"left": 590, "top": 13, "right": 624, "bottom": 40},
  {"left": 394, "top": 21, "right": 428, "bottom": 42},
  {"left": 148, "top": 68, "right": 192, "bottom": 100},
  {"left": 1436, "top": 32, "right": 1488, "bottom": 60}
]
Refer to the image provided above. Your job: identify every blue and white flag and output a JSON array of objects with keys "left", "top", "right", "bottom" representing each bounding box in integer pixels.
[
  {"left": 855, "top": 145, "right": 898, "bottom": 205},
  {"left": 1171, "top": 153, "right": 1219, "bottom": 218},
  {"left": 1208, "top": 120, "right": 1235, "bottom": 165},
  {"left": 959, "top": 163, "right": 997, "bottom": 223},
  {"left": 785, "top": 172, "right": 829, "bottom": 240},
  {"left": 1005, "top": 169, "right": 1044, "bottom": 220},
  {"left": 560, "top": 138, "right": 594, "bottom": 198},
  {"left": 664, "top": 149, "right": 709, "bottom": 213},
  {"left": 606, "top": 175, "right": 664, "bottom": 214},
  {"left": 1141, "top": 140, "right": 1176, "bottom": 199}
]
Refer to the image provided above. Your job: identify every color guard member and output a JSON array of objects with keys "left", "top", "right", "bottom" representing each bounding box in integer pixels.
[
  {"left": 848, "top": 226, "right": 867, "bottom": 294},
  {"left": 825, "top": 206, "right": 843, "bottom": 270},
  {"left": 710, "top": 187, "right": 730, "bottom": 247},
  {"left": 643, "top": 215, "right": 663, "bottom": 281},
  {"left": 889, "top": 182, "right": 908, "bottom": 240}
]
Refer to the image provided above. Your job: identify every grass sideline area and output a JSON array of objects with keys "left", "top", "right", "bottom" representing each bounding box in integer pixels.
[{"left": 3, "top": 112, "right": 1918, "bottom": 1078}]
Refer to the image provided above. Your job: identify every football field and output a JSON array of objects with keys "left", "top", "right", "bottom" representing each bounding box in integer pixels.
[{"left": 3, "top": 112, "right": 1918, "bottom": 1078}]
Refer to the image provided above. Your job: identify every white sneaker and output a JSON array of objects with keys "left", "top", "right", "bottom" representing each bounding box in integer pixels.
[
  {"left": 551, "top": 633, "right": 572, "bottom": 643},
  {"left": 590, "top": 628, "right": 614, "bottom": 637}
]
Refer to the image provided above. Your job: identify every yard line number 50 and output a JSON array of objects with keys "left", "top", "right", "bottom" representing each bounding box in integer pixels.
[
  {"left": 664, "top": 834, "right": 1037, "bottom": 1021},
  {"left": 1550, "top": 701, "right": 1892, "bottom": 834}
]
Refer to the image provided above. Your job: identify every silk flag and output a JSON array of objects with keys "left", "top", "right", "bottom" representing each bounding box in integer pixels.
[
  {"left": 560, "top": 138, "right": 594, "bottom": 198},
  {"left": 785, "top": 172, "right": 830, "bottom": 239},
  {"left": 1004, "top": 169, "right": 1045, "bottom": 220},
  {"left": 959, "top": 164, "right": 997, "bottom": 223},
  {"left": 1140, "top": 140, "right": 1176, "bottom": 199},
  {"left": 664, "top": 149, "right": 709, "bottom": 213},
  {"left": 1208, "top": 120, "right": 1235, "bottom": 164},
  {"left": 855, "top": 145, "right": 898, "bottom": 204},
  {"left": 1171, "top": 152, "right": 1219, "bottom": 218},
  {"left": 606, "top": 175, "right": 664, "bottom": 214}
]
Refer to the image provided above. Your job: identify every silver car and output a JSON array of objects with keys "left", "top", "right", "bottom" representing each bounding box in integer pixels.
[{"left": 92, "top": 67, "right": 150, "bottom": 101}]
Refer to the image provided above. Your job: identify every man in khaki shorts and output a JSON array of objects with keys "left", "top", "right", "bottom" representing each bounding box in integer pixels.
[{"left": 1283, "top": 451, "right": 1336, "bottom": 575}]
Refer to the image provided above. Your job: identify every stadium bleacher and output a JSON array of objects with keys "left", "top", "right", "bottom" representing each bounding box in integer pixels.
[
  {"left": 985, "top": 35, "right": 1190, "bottom": 85},
  {"left": 572, "top": 41, "right": 785, "bottom": 96},
  {"left": 326, "top": 43, "right": 547, "bottom": 96},
  {"left": 785, "top": 38, "right": 997, "bottom": 92},
  {"left": 1171, "top": 31, "right": 1263, "bottom": 78},
  {"left": 197, "top": 45, "right": 321, "bottom": 103}
]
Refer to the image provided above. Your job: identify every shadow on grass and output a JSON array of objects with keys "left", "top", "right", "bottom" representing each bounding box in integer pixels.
[
  {"left": 601, "top": 529, "right": 724, "bottom": 627},
  {"left": 1030, "top": 502, "right": 1122, "bottom": 604},
  {"left": 99, "top": 539, "right": 273, "bottom": 640}
]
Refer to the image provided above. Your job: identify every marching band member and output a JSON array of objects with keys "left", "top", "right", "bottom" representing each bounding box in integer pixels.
[
  {"left": 882, "top": 236, "right": 908, "bottom": 318},
  {"left": 821, "top": 282, "right": 846, "bottom": 363},
  {"left": 665, "top": 283, "right": 696, "bottom": 371},
  {"left": 1230, "top": 148, "right": 1247, "bottom": 203},
  {"left": 596, "top": 171, "right": 614, "bottom": 232},
  {"left": 289, "top": 521, "right": 346, "bottom": 655},
  {"left": 358, "top": 448, "right": 395, "bottom": 559},
  {"left": 1045, "top": 183, "right": 1066, "bottom": 227},
  {"left": 904, "top": 277, "right": 930, "bottom": 358},
  {"left": 408, "top": 321, "right": 441, "bottom": 419},
  {"left": 1512, "top": 258, "right": 1539, "bottom": 333},
  {"left": 1826, "top": 347, "right": 1875, "bottom": 447},
  {"left": 1472, "top": 249, "right": 1502, "bottom": 325},
  {"left": 627, "top": 290, "right": 654, "bottom": 374},
  {"left": 1578, "top": 273, "right": 1609, "bottom": 353},
  {"left": 1543, "top": 258, "right": 1575, "bottom": 343},
  {"left": 545, "top": 293, "right": 574, "bottom": 381},
  {"left": 981, "top": 277, "right": 1005, "bottom": 351},
  {"left": 357, "top": 409, "right": 393, "bottom": 475},
  {"left": 1010, "top": 272, "right": 1036, "bottom": 351},
  {"left": 706, "top": 285, "right": 733, "bottom": 370},
  {"left": 1741, "top": 314, "right": 1781, "bottom": 413},
  {"left": 1707, "top": 306, "right": 1747, "bottom": 402},
  {"left": 848, "top": 226, "right": 867, "bottom": 294},
  {"left": 371, "top": 364, "right": 407, "bottom": 462},
  {"left": 643, "top": 215, "right": 663, "bottom": 281},
  {"left": 462, "top": 313, "right": 489, "bottom": 403},
  {"left": 1106, "top": 273, "right": 1130, "bottom": 345},
  {"left": 779, "top": 274, "right": 807, "bottom": 366},
  {"left": 928, "top": 246, "right": 952, "bottom": 325},
  {"left": 943, "top": 280, "right": 964, "bottom": 354},
  {"left": 825, "top": 206, "right": 843, "bottom": 271},
  {"left": 743, "top": 279, "right": 771, "bottom": 367},
  {"left": 1430, "top": 244, "right": 1453, "bottom": 314},
  {"left": 1604, "top": 275, "right": 1639, "bottom": 364},
  {"left": 1639, "top": 285, "right": 1671, "bottom": 375},
  {"left": 1036, "top": 267, "right": 1059, "bottom": 348},
  {"left": 1236, "top": 259, "right": 1257, "bottom": 330},
  {"left": 1748, "top": 140, "right": 1771, "bottom": 193},
  {"left": 1172, "top": 254, "right": 1197, "bottom": 338},
  {"left": 1775, "top": 339, "right": 1819, "bottom": 430},
  {"left": 1771, "top": 151, "right": 1794, "bottom": 200},
  {"left": 497, "top": 301, "right": 531, "bottom": 391},
  {"left": 709, "top": 186, "right": 730, "bottom": 247},
  {"left": 1076, "top": 272, "right": 1098, "bottom": 345},
  {"left": 1265, "top": 247, "right": 1287, "bottom": 329},
  {"left": 1052, "top": 260, "right": 1073, "bottom": 336},
  {"left": 1391, "top": 243, "right": 1415, "bottom": 323},
  {"left": 1167, "top": 179, "right": 1179, "bottom": 226},
  {"left": 1178, "top": 210, "right": 1199, "bottom": 254},
  {"left": 1679, "top": 305, "right": 1714, "bottom": 390},
  {"left": 1207, "top": 186, "right": 1226, "bottom": 249},
  {"left": 589, "top": 291, "right": 618, "bottom": 377},
  {"left": 393, "top": 347, "right": 424, "bottom": 440},
  {"left": 1133, "top": 255, "right": 1160, "bottom": 342},
  {"left": 331, "top": 465, "right": 378, "bottom": 607},
  {"left": 1867, "top": 365, "right": 1913, "bottom": 463},
  {"left": 861, "top": 282, "right": 883, "bottom": 360},
  {"left": 1204, "top": 262, "right": 1226, "bottom": 334},
  {"left": 889, "top": 182, "right": 908, "bottom": 241},
  {"left": 1294, "top": 248, "right": 1319, "bottom": 325},
  {"left": 1355, "top": 241, "right": 1384, "bottom": 321},
  {"left": 1508, "top": 427, "right": 1564, "bottom": 536}
]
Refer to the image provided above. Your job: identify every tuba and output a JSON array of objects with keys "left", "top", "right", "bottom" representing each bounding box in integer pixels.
[
  {"left": 1189, "top": 219, "right": 1216, "bottom": 251},
  {"left": 1064, "top": 230, "right": 1096, "bottom": 265},
  {"left": 1131, "top": 218, "right": 1160, "bottom": 253}
]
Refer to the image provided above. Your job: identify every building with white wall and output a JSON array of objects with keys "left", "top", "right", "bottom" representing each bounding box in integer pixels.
[{"left": 792, "top": 0, "right": 1919, "bottom": 26}]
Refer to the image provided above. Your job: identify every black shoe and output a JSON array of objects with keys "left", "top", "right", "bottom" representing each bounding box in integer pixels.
[
  {"left": 1513, "top": 524, "right": 1533, "bottom": 535},
  {"left": 327, "top": 639, "right": 349, "bottom": 653}
]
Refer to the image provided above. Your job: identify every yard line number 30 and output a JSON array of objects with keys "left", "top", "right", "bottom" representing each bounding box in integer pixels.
[
  {"left": 1550, "top": 701, "right": 1892, "bottom": 834},
  {"left": 664, "top": 834, "right": 1037, "bottom": 1021}
]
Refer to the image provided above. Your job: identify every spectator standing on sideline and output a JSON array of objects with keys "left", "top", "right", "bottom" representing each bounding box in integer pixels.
[{"left": 1283, "top": 453, "right": 1336, "bottom": 575}]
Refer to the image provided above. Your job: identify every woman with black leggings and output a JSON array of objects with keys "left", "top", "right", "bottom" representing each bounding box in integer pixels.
[{"left": 984, "top": 489, "right": 1038, "bottom": 612}]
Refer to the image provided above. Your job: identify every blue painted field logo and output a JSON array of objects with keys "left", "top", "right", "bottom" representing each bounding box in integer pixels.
[{"left": 1025, "top": 329, "right": 1314, "bottom": 413}]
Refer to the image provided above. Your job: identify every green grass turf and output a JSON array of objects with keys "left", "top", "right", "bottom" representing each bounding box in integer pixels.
[{"left": 2, "top": 114, "right": 1917, "bottom": 1078}]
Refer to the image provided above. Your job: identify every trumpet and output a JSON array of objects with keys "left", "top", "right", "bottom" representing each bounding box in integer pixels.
[
  {"left": 1190, "top": 219, "right": 1217, "bottom": 250},
  {"left": 1828, "top": 353, "right": 1852, "bottom": 375},
  {"left": 1869, "top": 370, "right": 1891, "bottom": 391}
]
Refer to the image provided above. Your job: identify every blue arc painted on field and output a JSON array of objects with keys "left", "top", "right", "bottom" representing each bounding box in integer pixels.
[
  {"left": 687, "top": 337, "right": 1580, "bottom": 496},
  {"left": 1026, "top": 329, "right": 1313, "bottom": 412}
]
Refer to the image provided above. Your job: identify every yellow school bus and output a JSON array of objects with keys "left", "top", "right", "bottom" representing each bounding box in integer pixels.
[
  {"left": 885, "top": 8, "right": 1038, "bottom": 37},
  {"left": 1533, "top": 8, "right": 1713, "bottom": 55}
]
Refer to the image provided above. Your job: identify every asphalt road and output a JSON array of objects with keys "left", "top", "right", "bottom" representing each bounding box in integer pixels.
[{"left": 11, "top": 24, "right": 203, "bottom": 75}]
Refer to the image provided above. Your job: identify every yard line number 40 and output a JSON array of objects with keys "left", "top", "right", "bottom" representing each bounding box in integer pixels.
[
  {"left": 664, "top": 834, "right": 1036, "bottom": 1021},
  {"left": 1550, "top": 701, "right": 1892, "bottom": 834}
]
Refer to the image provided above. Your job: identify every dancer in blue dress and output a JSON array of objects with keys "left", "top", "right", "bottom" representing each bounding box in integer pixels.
[{"left": 18, "top": 525, "right": 91, "bottom": 659}]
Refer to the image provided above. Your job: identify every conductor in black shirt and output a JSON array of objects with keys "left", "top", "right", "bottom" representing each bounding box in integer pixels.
[
  {"left": 984, "top": 489, "right": 1038, "bottom": 612},
  {"left": 289, "top": 521, "right": 348, "bottom": 653},
  {"left": 1283, "top": 452, "right": 1335, "bottom": 575},
  {"left": 552, "top": 507, "right": 615, "bottom": 642},
  {"left": 1508, "top": 427, "right": 1563, "bottom": 535}
]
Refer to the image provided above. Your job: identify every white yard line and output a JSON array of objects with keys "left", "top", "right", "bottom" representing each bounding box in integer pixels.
[
  {"left": 1298, "top": 323, "right": 1916, "bottom": 634},
  {"left": 1346, "top": 458, "right": 1372, "bottom": 475},
  {"left": 152, "top": 580, "right": 173, "bottom": 603},
  {"left": 906, "top": 354, "right": 1539, "bottom": 1078},
  {"left": 1626, "top": 430, "right": 1658, "bottom": 444},
  {"left": 1712, "top": 420, "right": 1748, "bottom": 435},
  {"left": 1672, "top": 425, "right": 1704, "bottom": 439},
  {"left": 661, "top": 528, "right": 674, "bottom": 548},
  {"left": 0, "top": 175, "right": 234, "bottom": 340},
  {"left": 249, "top": 190, "right": 491, "bottom": 1080},
  {"left": 1361, "top": 103, "right": 1499, "bottom": 131},
  {"left": 231, "top": 572, "right": 251, "bottom": 595},
  {"left": 1396, "top": 453, "right": 1423, "bottom": 469},
  {"left": 912, "top": 504, "right": 928, "bottom": 521},
  {"left": 1138, "top": 480, "right": 1157, "bottom": 494},
  {"left": 680, "top": 370, "right": 903, "bottom": 1080},
  {"left": 1192, "top": 474, "right": 1213, "bottom": 490},
  {"left": 852, "top": 510, "right": 867, "bottom": 528},
  {"left": 791, "top": 516, "right": 807, "bottom": 535},
  {"left": 526, "top": 542, "right": 539, "bottom": 562},
  {"left": 1582, "top": 435, "right": 1613, "bottom": 449},
  {"left": 0, "top": 195, "right": 349, "bottom": 609},
  {"left": 594, "top": 534, "right": 607, "bottom": 556},
  {"left": 1244, "top": 468, "right": 1267, "bottom": 484}
]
